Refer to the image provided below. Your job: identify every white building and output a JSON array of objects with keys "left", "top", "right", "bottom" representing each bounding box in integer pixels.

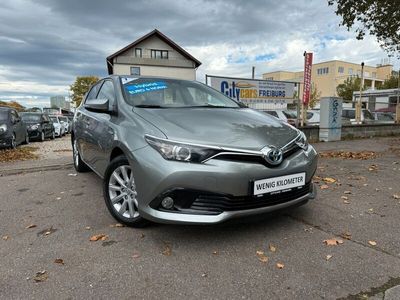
[{"left": 106, "top": 29, "right": 201, "bottom": 80}]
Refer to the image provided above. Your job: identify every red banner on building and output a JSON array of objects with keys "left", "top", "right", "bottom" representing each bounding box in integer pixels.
[{"left": 302, "top": 52, "right": 313, "bottom": 105}]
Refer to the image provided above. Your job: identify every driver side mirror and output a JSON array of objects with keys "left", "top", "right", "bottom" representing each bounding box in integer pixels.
[{"left": 84, "top": 98, "right": 114, "bottom": 114}]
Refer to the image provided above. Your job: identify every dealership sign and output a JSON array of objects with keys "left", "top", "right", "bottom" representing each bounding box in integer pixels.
[
  {"left": 302, "top": 52, "right": 313, "bottom": 105},
  {"left": 207, "top": 75, "right": 296, "bottom": 110}
]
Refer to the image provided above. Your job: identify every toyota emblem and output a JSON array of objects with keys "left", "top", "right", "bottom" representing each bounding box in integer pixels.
[{"left": 261, "top": 146, "right": 283, "bottom": 165}]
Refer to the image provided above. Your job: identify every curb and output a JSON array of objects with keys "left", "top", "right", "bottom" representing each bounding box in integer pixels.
[{"left": 0, "top": 163, "right": 74, "bottom": 176}]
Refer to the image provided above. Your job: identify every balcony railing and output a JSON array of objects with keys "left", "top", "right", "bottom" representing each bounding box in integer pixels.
[{"left": 114, "top": 55, "right": 196, "bottom": 68}]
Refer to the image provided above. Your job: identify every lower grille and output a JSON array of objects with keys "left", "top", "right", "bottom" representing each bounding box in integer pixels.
[{"left": 189, "top": 183, "right": 311, "bottom": 214}]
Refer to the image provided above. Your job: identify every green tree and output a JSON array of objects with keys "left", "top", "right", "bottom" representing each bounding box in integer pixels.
[
  {"left": 308, "top": 84, "right": 322, "bottom": 109},
  {"left": 336, "top": 77, "right": 363, "bottom": 101},
  {"left": 328, "top": 0, "right": 400, "bottom": 56},
  {"left": 379, "top": 71, "right": 400, "bottom": 89},
  {"left": 70, "top": 76, "right": 99, "bottom": 107}
]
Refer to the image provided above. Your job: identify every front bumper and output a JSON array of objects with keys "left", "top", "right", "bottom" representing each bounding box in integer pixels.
[
  {"left": 0, "top": 135, "right": 12, "bottom": 148},
  {"left": 28, "top": 129, "right": 40, "bottom": 139},
  {"left": 129, "top": 144, "right": 318, "bottom": 225}
]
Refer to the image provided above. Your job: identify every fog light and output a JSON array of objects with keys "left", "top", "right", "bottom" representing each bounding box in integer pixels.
[{"left": 161, "top": 197, "right": 174, "bottom": 209}]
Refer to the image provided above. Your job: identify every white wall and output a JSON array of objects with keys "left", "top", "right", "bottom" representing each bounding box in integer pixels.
[{"left": 113, "top": 64, "right": 196, "bottom": 80}]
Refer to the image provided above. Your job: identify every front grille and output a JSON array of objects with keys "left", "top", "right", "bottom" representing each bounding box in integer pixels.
[
  {"left": 189, "top": 183, "right": 311, "bottom": 214},
  {"left": 212, "top": 144, "right": 301, "bottom": 167}
]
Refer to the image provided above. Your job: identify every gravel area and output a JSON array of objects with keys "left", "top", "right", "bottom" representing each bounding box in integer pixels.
[{"left": 22, "top": 135, "right": 72, "bottom": 160}]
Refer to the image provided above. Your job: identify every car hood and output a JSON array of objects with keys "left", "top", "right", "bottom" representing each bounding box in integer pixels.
[{"left": 134, "top": 108, "right": 299, "bottom": 150}]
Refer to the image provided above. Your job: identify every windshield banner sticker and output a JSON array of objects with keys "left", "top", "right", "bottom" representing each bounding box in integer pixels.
[{"left": 126, "top": 82, "right": 167, "bottom": 95}]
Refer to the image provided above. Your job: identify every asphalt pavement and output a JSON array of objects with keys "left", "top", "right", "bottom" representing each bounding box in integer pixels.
[{"left": 0, "top": 137, "right": 400, "bottom": 299}]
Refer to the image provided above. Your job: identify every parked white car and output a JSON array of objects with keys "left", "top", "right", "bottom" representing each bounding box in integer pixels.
[
  {"left": 58, "top": 116, "right": 70, "bottom": 134},
  {"left": 49, "top": 115, "right": 65, "bottom": 137},
  {"left": 342, "top": 108, "right": 375, "bottom": 124},
  {"left": 264, "top": 110, "right": 319, "bottom": 126}
]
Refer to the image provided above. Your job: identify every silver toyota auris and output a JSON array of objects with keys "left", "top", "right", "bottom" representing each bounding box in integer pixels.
[{"left": 72, "top": 76, "right": 317, "bottom": 227}]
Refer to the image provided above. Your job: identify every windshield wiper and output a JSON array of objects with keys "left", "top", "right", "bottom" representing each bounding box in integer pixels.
[{"left": 134, "top": 104, "right": 165, "bottom": 108}]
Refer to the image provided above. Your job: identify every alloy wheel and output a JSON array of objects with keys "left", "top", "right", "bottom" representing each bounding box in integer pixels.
[
  {"left": 73, "top": 139, "right": 79, "bottom": 167},
  {"left": 108, "top": 165, "right": 139, "bottom": 219},
  {"left": 41, "top": 131, "right": 45, "bottom": 141}
]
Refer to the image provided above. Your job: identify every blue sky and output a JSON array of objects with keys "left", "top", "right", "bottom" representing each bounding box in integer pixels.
[{"left": 0, "top": 0, "right": 398, "bottom": 108}]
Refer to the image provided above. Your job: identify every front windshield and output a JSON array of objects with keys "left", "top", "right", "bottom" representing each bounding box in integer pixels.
[
  {"left": 21, "top": 114, "right": 41, "bottom": 122},
  {"left": 121, "top": 77, "right": 240, "bottom": 108}
]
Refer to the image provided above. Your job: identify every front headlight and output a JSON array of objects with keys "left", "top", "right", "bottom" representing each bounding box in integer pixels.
[
  {"left": 0, "top": 124, "right": 7, "bottom": 133},
  {"left": 145, "top": 135, "right": 219, "bottom": 163},
  {"left": 30, "top": 124, "right": 40, "bottom": 130},
  {"left": 295, "top": 131, "right": 308, "bottom": 150}
]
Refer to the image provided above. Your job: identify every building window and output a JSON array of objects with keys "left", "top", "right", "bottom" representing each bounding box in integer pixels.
[
  {"left": 135, "top": 48, "right": 142, "bottom": 57},
  {"left": 130, "top": 67, "right": 140, "bottom": 76},
  {"left": 151, "top": 49, "right": 168, "bottom": 59},
  {"left": 372, "top": 72, "right": 376, "bottom": 78},
  {"left": 338, "top": 66, "right": 344, "bottom": 73},
  {"left": 348, "top": 68, "right": 353, "bottom": 75},
  {"left": 317, "top": 67, "right": 329, "bottom": 75}
]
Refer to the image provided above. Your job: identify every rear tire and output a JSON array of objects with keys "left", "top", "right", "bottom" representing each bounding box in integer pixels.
[
  {"left": 103, "top": 155, "right": 149, "bottom": 228},
  {"left": 72, "top": 138, "right": 90, "bottom": 172}
]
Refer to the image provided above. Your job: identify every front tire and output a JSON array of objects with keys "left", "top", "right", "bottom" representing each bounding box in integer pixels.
[
  {"left": 10, "top": 134, "right": 16, "bottom": 149},
  {"left": 72, "top": 138, "right": 90, "bottom": 172},
  {"left": 103, "top": 155, "right": 149, "bottom": 228},
  {"left": 40, "top": 131, "right": 45, "bottom": 142},
  {"left": 50, "top": 130, "right": 55, "bottom": 140}
]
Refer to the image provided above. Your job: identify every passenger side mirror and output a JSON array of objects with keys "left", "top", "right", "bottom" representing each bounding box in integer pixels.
[{"left": 84, "top": 98, "right": 112, "bottom": 113}]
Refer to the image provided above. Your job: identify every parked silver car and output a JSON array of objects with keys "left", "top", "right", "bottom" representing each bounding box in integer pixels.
[{"left": 72, "top": 76, "right": 318, "bottom": 227}]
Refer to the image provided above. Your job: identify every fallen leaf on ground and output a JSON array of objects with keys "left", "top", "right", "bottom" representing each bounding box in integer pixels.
[
  {"left": 54, "top": 258, "right": 64, "bottom": 265},
  {"left": 2, "top": 235, "right": 10, "bottom": 240},
  {"left": 368, "top": 240, "right": 377, "bottom": 246},
  {"left": 201, "top": 273, "right": 208, "bottom": 277},
  {"left": 323, "top": 177, "right": 336, "bottom": 183},
  {"left": 0, "top": 147, "right": 39, "bottom": 163},
  {"left": 393, "top": 194, "right": 400, "bottom": 199},
  {"left": 109, "top": 223, "right": 125, "bottom": 228},
  {"left": 319, "top": 151, "right": 377, "bottom": 160},
  {"left": 368, "top": 165, "right": 378, "bottom": 171},
  {"left": 326, "top": 255, "right": 333, "bottom": 261},
  {"left": 343, "top": 200, "right": 350, "bottom": 204},
  {"left": 90, "top": 234, "right": 108, "bottom": 241},
  {"left": 25, "top": 224, "right": 37, "bottom": 229},
  {"left": 162, "top": 243, "right": 172, "bottom": 256},
  {"left": 33, "top": 270, "right": 48, "bottom": 282},
  {"left": 341, "top": 196, "right": 348, "bottom": 200},
  {"left": 344, "top": 191, "right": 352, "bottom": 194},
  {"left": 269, "top": 244, "right": 276, "bottom": 252},
  {"left": 323, "top": 238, "right": 344, "bottom": 246},
  {"left": 140, "top": 233, "right": 145, "bottom": 238},
  {"left": 85, "top": 226, "right": 91, "bottom": 230},
  {"left": 256, "top": 250, "right": 268, "bottom": 263},
  {"left": 276, "top": 263, "right": 284, "bottom": 269},
  {"left": 67, "top": 173, "right": 77, "bottom": 176},
  {"left": 320, "top": 185, "right": 329, "bottom": 190},
  {"left": 341, "top": 232, "right": 352, "bottom": 240},
  {"left": 132, "top": 253, "right": 141, "bottom": 259},
  {"left": 212, "top": 251, "right": 218, "bottom": 255}
]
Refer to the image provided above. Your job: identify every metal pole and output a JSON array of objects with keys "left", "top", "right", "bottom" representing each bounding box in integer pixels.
[
  {"left": 397, "top": 68, "right": 400, "bottom": 123},
  {"left": 252, "top": 66, "right": 255, "bottom": 79},
  {"left": 356, "top": 62, "right": 364, "bottom": 124}
]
